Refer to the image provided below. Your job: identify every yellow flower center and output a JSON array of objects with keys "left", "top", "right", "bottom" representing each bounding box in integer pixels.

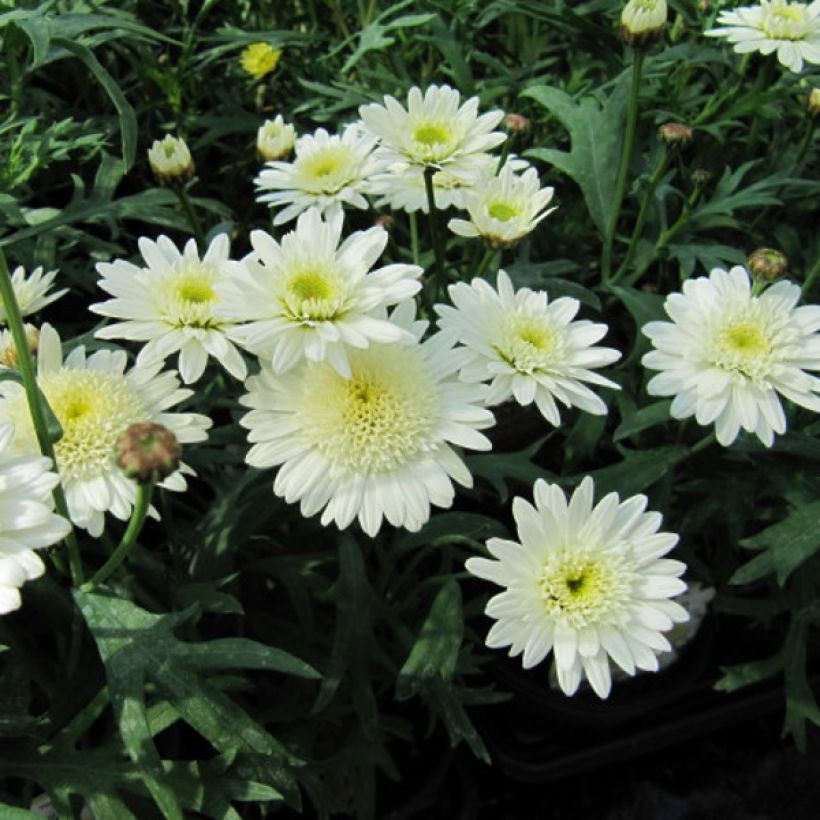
[
  {"left": 299, "top": 346, "right": 439, "bottom": 474},
  {"left": 761, "top": 1, "right": 809, "bottom": 39},
  {"left": 414, "top": 124, "right": 451, "bottom": 146},
  {"left": 711, "top": 317, "right": 773, "bottom": 380},
  {"left": 411, "top": 122, "right": 459, "bottom": 162},
  {"left": 278, "top": 265, "right": 347, "bottom": 322},
  {"left": 494, "top": 313, "right": 563, "bottom": 375},
  {"left": 297, "top": 146, "right": 360, "bottom": 194},
  {"left": 155, "top": 262, "right": 220, "bottom": 329},
  {"left": 487, "top": 201, "right": 520, "bottom": 222}
]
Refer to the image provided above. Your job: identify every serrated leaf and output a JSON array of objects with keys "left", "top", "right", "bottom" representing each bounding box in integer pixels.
[{"left": 715, "top": 652, "right": 784, "bottom": 692}]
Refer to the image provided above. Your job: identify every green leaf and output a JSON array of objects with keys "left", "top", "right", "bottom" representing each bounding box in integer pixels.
[
  {"left": 0, "top": 803, "right": 39, "bottom": 819},
  {"left": 174, "top": 638, "right": 321, "bottom": 680},
  {"left": 783, "top": 616, "right": 820, "bottom": 749},
  {"left": 581, "top": 445, "right": 688, "bottom": 498},
  {"left": 614, "top": 400, "right": 672, "bottom": 442},
  {"left": 466, "top": 435, "right": 554, "bottom": 502},
  {"left": 523, "top": 75, "right": 629, "bottom": 238},
  {"left": 715, "top": 652, "right": 784, "bottom": 692},
  {"left": 393, "top": 512, "right": 508, "bottom": 553}
]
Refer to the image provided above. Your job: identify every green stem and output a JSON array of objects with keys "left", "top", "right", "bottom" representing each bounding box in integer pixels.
[
  {"left": 176, "top": 186, "right": 206, "bottom": 249},
  {"left": 0, "top": 248, "right": 83, "bottom": 584},
  {"left": 611, "top": 148, "right": 670, "bottom": 285},
  {"left": 423, "top": 166, "right": 447, "bottom": 292},
  {"left": 602, "top": 49, "right": 644, "bottom": 281},
  {"left": 474, "top": 245, "right": 500, "bottom": 280},
  {"left": 495, "top": 138, "right": 511, "bottom": 173},
  {"left": 409, "top": 211, "right": 420, "bottom": 267},
  {"left": 791, "top": 119, "right": 816, "bottom": 177},
  {"left": 802, "top": 255, "right": 820, "bottom": 296},
  {"left": 82, "top": 482, "right": 154, "bottom": 590},
  {"left": 689, "top": 432, "right": 716, "bottom": 456}
]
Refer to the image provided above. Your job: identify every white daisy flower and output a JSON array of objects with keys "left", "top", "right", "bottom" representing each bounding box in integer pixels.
[
  {"left": 0, "top": 324, "right": 212, "bottom": 536},
  {"left": 0, "top": 265, "right": 66, "bottom": 324},
  {"left": 216, "top": 208, "right": 422, "bottom": 378},
  {"left": 359, "top": 84, "right": 506, "bottom": 170},
  {"left": 705, "top": 0, "right": 820, "bottom": 74},
  {"left": 436, "top": 270, "right": 621, "bottom": 426},
  {"left": 642, "top": 265, "right": 820, "bottom": 447},
  {"left": 255, "top": 124, "right": 380, "bottom": 225},
  {"left": 466, "top": 476, "right": 689, "bottom": 699},
  {"left": 147, "top": 134, "right": 194, "bottom": 186},
  {"left": 91, "top": 233, "right": 247, "bottom": 384},
  {"left": 257, "top": 115, "right": 296, "bottom": 162},
  {"left": 239, "top": 303, "right": 495, "bottom": 537},
  {"left": 369, "top": 154, "right": 529, "bottom": 215},
  {"left": 448, "top": 164, "right": 557, "bottom": 248},
  {"left": 0, "top": 423, "right": 71, "bottom": 614}
]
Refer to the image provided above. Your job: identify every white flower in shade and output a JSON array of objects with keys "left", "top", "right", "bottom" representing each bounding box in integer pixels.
[
  {"left": 359, "top": 84, "right": 506, "bottom": 170},
  {"left": 448, "top": 165, "right": 557, "bottom": 247},
  {"left": 436, "top": 270, "right": 621, "bottom": 426},
  {"left": 91, "top": 233, "right": 247, "bottom": 384},
  {"left": 239, "top": 303, "right": 494, "bottom": 537},
  {"left": 147, "top": 135, "right": 194, "bottom": 185},
  {"left": 255, "top": 124, "right": 380, "bottom": 225},
  {"left": 0, "top": 423, "right": 71, "bottom": 614},
  {"left": 369, "top": 154, "right": 529, "bottom": 215},
  {"left": 705, "top": 1, "right": 820, "bottom": 73},
  {"left": 466, "top": 476, "right": 689, "bottom": 698},
  {"left": 0, "top": 323, "right": 39, "bottom": 369},
  {"left": 216, "top": 208, "right": 422, "bottom": 377},
  {"left": 257, "top": 115, "right": 296, "bottom": 162},
  {"left": 0, "top": 266, "right": 65, "bottom": 324},
  {"left": 642, "top": 265, "right": 820, "bottom": 447},
  {"left": 0, "top": 324, "right": 211, "bottom": 536}
]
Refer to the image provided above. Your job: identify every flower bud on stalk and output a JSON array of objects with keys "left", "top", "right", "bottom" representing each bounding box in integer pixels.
[
  {"left": 808, "top": 88, "right": 820, "bottom": 118},
  {"left": 116, "top": 422, "right": 180, "bottom": 485},
  {"left": 502, "top": 113, "right": 532, "bottom": 136},
  {"left": 147, "top": 135, "right": 194, "bottom": 188},
  {"left": 256, "top": 115, "right": 296, "bottom": 162},
  {"left": 0, "top": 323, "right": 39, "bottom": 368},
  {"left": 747, "top": 248, "right": 789, "bottom": 282},
  {"left": 621, "top": 0, "right": 667, "bottom": 48},
  {"left": 658, "top": 122, "right": 694, "bottom": 146}
]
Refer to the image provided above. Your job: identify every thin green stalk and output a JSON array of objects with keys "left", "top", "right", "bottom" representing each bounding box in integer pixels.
[
  {"left": 689, "top": 432, "right": 716, "bottom": 456},
  {"left": 791, "top": 119, "right": 816, "bottom": 176},
  {"left": 0, "top": 248, "right": 83, "bottom": 585},
  {"left": 423, "top": 166, "right": 447, "bottom": 291},
  {"left": 82, "top": 482, "right": 154, "bottom": 590},
  {"left": 602, "top": 49, "right": 644, "bottom": 281},
  {"left": 495, "top": 139, "right": 511, "bottom": 173},
  {"left": 176, "top": 186, "right": 206, "bottom": 248},
  {"left": 474, "top": 245, "right": 501, "bottom": 281},
  {"left": 408, "top": 211, "right": 420, "bottom": 266},
  {"left": 803, "top": 255, "right": 820, "bottom": 296},
  {"left": 611, "top": 148, "right": 671, "bottom": 285}
]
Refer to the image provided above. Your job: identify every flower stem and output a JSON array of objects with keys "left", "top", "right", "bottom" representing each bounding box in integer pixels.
[
  {"left": 176, "top": 186, "right": 206, "bottom": 249},
  {"left": 423, "top": 166, "right": 447, "bottom": 292},
  {"left": 602, "top": 49, "right": 644, "bottom": 281},
  {"left": 409, "top": 211, "right": 420, "bottom": 266},
  {"left": 83, "top": 482, "right": 154, "bottom": 590},
  {"left": 0, "top": 248, "right": 83, "bottom": 585},
  {"left": 802, "top": 254, "right": 820, "bottom": 297}
]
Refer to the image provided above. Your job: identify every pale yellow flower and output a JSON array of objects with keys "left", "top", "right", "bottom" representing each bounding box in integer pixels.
[{"left": 240, "top": 42, "right": 282, "bottom": 79}]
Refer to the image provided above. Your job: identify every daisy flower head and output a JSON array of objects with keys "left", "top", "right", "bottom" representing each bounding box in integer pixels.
[
  {"left": 0, "top": 265, "right": 65, "bottom": 324},
  {"left": 0, "top": 324, "right": 211, "bottom": 536},
  {"left": 240, "top": 42, "right": 282, "bottom": 80},
  {"left": 359, "top": 84, "right": 506, "bottom": 171},
  {"left": 448, "top": 164, "right": 557, "bottom": 248},
  {"left": 92, "top": 233, "right": 247, "bottom": 384},
  {"left": 0, "top": 423, "right": 71, "bottom": 614},
  {"left": 642, "top": 265, "right": 820, "bottom": 447},
  {"left": 217, "top": 208, "right": 422, "bottom": 378},
  {"left": 257, "top": 115, "right": 296, "bottom": 163},
  {"left": 255, "top": 124, "right": 381, "bottom": 225},
  {"left": 466, "top": 476, "right": 689, "bottom": 698},
  {"left": 147, "top": 135, "right": 194, "bottom": 187},
  {"left": 705, "top": 1, "right": 820, "bottom": 73},
  {"left": 239, "top": 302, "right": 495, "bottom": 537},
  {"left": 436, "top": 270, "right": 621, "bottom": 426}
]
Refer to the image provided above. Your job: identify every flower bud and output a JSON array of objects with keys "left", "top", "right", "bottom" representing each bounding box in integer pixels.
[
  {"left": 658, "top": 122, "right": 693, "bottom": 145},
  {"left": 115, "top": 422, "right": 181, "bottom": 485},
  {"left": 374, "top": 214, "right": 393, "bottom": 231},
  {"left": 747, "top": 248, "right": 788, "bottom": 282},
  {"left": 147, "top": 135, "right": 194, "bottom": 188},
  {"left": 0, "top": 323, "right": 39, "bottom": 368},
  {"left": 808, "top": 88, "right": 820, "bottom": 118},
  {"left": 503, "top": 113, "right": 532, "bottom": 135},
  {"left": 256, "top": 115, "right": 296, "bottom": 162},
  {"left": 692, "top": 168, "right": 711, "bottom": 186},
  {"left": 697, "top": 0, "right": 711, "bottom": 12},
  {"left": 621, "top": 0, "right": 667, "bottom": 48}
]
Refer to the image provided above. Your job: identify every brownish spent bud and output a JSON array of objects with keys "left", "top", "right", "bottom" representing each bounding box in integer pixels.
[
  {"left": 503, "top": 113, "right": 532, "bottom": 135},
  {"left": 747, "top": 248, "right": 788, "bottom": 282},
  {"left": 116, "top": 422, "right": 181, "bottom": 485},
  {"left": 374, "top": 214, "right": 393, "bottom": 231},
  {"left": 692, "top": 168, "right": 711, "bottom": 186},
  {"left": 658, "top": 122, "right": 693, "bottom": 145}
]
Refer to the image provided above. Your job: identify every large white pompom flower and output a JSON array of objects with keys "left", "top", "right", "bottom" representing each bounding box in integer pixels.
[
  {"left": 436, "top": 270, "right": 621, "bottom": 425},
  {"left": 642, "top": 265, "right": 820, "bottom": 447},
  {"left": 92, "top": 233, "right": 247, "bottom": 384},
  {"left": 239, "top": 303, "right": 495, "bottom": 537},
  {"left": 466, "top": 476, "right": 689, "bottom": 699},
  {"left": 217, "top": 208, "right": 422, "bottom": 378},
  {"left": 0, "top": 325, "right": 212, "bottom": 536},
  {"left": 0, "top": 423, "right": 71, "bottom": 614}
]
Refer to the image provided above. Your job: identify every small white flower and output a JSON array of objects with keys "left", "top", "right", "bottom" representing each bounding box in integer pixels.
[
  {"left": 705, "top": 0, "right": 820, "bottom": 73},
  {"left": 436, "top": 270, "right": 621, "bottom": 426},
  {"left": 621, "top": 0, "right": 668, "bottom": 43},
  {"left": 359, "top": 84, "right": 506, "bottom": 170},
  {"left": 257, "top": 115, "right": 296, "bottom": 162},
  {"left": 92, "top": 233, "right": 247, "bottom": 384},
  {"left": 0, "top": 423, "right": 71, "bottom": 614},
  {"left": 239, "top": 303, "right": 494, "bottom": 537},
  {"left": 255, "top": 124, "right": 380, "bottom": 225},
  {"left": 0, "top": 323, "right": 39, "bottom": 369},
  {"left": 0, "top": 324, "right": 211, "bottom": 536},
  {"left": 147, "top": 135, "right": 194, "bottom": 184},
  {"left": 642, "top": 265, "right": 820, "bottom": 447},
  {"left": 0, "top": 266, "right": 65, "bottom": 324},
  {"left": 466, "top": 476, "right": 689, "bottom": 698},
  {"left": 217, "top": 208, "right": 422, "bottom": 378},
  {"left": 448, "top": 165, "right": 557, "bottom": 247}
]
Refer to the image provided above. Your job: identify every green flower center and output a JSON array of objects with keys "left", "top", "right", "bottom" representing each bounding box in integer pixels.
[
  {"left": 487, "top": 201, "right": 520, "bottom": 222},
  {"left": 414, "top": 124, "right": 451, "bottom": 146},
  {"left": 762, "top": 2, "right": 809, "bottom": 39}
]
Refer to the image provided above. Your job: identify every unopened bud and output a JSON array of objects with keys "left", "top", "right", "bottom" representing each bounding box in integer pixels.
[
  {"left": 658, "top": 122, "right": 693, "bottom": 145},
  {"left": 374, "top": 214, "right": 393, "bottom": 231},
  {"left": 697, "top": 0, "right": 711, "bottom": 12},
  {"left": 257, "top": 115, "right": 296, "bottom": 163},
  {"left": 621, "top": 0, "right": 667, "bottom": 48},
  {"left": 116, "top": 422, "right": 180, "bottom": 485},
  {"left": 0, "top": 323, "right": 39, "bottom": 368},
  {"left": 503, "top": 113, "right": 532, "bottom": 135},
  {"left": 808, "top": 88, "right": 820, "bottom": 118},
  {"left": 747, "top": 248, "right": 788, "bottom": 282},
  {"left": 147, "top": 135, "right": 194, "bottom": 188},
  {"left": 692, "top": 168, "right": 711, "bottom": 186}
]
